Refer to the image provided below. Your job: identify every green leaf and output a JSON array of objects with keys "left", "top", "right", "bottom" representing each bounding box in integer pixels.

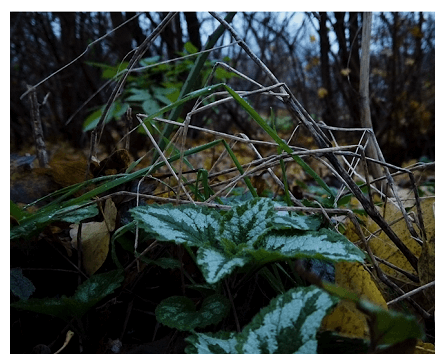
[
  {"left": 83, "top": 107, "right": 103, "bottom": 132},
  {"left": 152, "top": 86, "right": 177, "bottom": 105},
  {"left": 141, "top": 98, "right": 161, "bottom": 116},
  {"left": 156, "top": 294, "right": 230, "bottom": 331},
  {"left": 125, "top": 88, "right": 152, "bottom": 102},
  {"left": 85, "top": 61, "right": 129, "bottom": 79},
  {"left": 197, "top": 247, "right": 250, "bottom": 284},
  {"left": 321, "top": 282, "right": 424, "bottom": 349},
  {"left": 130, "top": 203, "right": 221, "bottom": 248},
  {"left": 73, "top": 269, "right": 123, "bottom": 305},
  {"left": 357, "top": 299, "right": 424, "bottom": 346},
  {"left": 53, "top": 204, "right": 99, "bottom": 223},
  {"left": 83, "top": 102, "right": 128, "bottom": 132},
  {"left": 215, "top": 66, "right": 236, "bottom": 81},
  {"left": 220, "top": 198, "right": 276, "bottom": 245},
  {"left": 12, "top": 296, "right": 72, "bottom": 321},
  {"left": 131, "top": 198, "right": 365, "bottom": 284},
  {"left": 185, "top": 331, "right": 237, "bottom": 354},
  {"left": 271, "top": 208, "right": 323, "bottom": 231},
  {"left": 139, "top": 55, "right": 161, "bottom": 66},
  {"left": 10, "top": 201, "right": 29, "bottom": 221},
  {"left": 186, "top": 286, "right": 338, "bottom": 353},
  {"left": 11, "top": 270, "right": 123, "bottom": 321},
  {"left": 11, "top": 203, "right": 99, "bottom": 240},
  {"left": 255, "top": 228, "right": 366, "bottom": 263},
  {"left": 184, "top": 41, "right": 198, "bottom": 54},
  {"left": 102, "top": 61, "right": 129, "bottom": 79},
  {"left": 10, "top": 268, "right": 35, "bottom": 300}
]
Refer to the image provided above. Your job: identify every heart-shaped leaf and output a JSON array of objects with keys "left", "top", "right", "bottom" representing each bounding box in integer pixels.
[{"left": 156, "top": 294, "right": 230, "bottom": 331}]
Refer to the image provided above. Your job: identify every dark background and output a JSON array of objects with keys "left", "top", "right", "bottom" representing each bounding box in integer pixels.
[{"left": 10, "top": 12, "right": 435, "bottom": 165}]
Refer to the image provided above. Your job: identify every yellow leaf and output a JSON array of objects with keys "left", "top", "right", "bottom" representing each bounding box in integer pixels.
[
  {"left": 321, "top": 262, "right": 387, "bottom": 338},
  {"left": 405, "top": 58, "right": 415, "bottom": 66},
  {"left": 102, "top": 198, "right": 117, "bottom": 232},
  {"left": 322, "top": 300, "right": 367, "bottom": 338},
  {"left": 70, "top": 199, "right": 117, "bottom": 275},
  {"left": 417, "top": 198, "right": 435, "bottom": 304},
  {"left": 340, "top": 68, "right": 351, "bottom": 76},
  {"left": 366, "top": 199, "right": 424, "bottom": 283},
  {"left": 317, "top": 87, "right": 328, "bottom": 99},
  {"left": 415, "top": 340, "right": 435, "bottom": 354}
]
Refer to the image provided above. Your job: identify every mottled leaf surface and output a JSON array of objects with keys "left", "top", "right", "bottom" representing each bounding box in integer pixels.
[
  {"left": 130, "top": 204, "right": 220, "bottom": 247},
  {"left": 256, "top": 228, "right": 366, "bottom": 263},
  {"left": 186, "top": 286, "right": 338, "bottom": 354},
  {"left": 131, "top": 198, "right": 364, "bottom": 284}
]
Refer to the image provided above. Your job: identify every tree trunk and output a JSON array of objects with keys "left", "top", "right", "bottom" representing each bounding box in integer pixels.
[
  {"left": 184, "top": 12, "right": 202, "bottom": 50},
  {"left": 359, "top": 12, "right": 386, "bottom": 193},
  {"left": 318, "top": 12, "right": 336, "bottom": 126}
]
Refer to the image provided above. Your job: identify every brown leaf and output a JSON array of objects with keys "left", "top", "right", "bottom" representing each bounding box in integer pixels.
[{"left": 90, "top": 149, "right": 131, "bottom": 177}]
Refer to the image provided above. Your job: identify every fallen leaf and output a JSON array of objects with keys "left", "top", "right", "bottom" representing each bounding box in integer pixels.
[
  {"left": 90, "top": 149, "right": 131, "bottom": 177},
  {"left": 366, "top": 199, "right": 423, "bottom": 283},
  {"left": 417, "top": 198, "right": 435, "bottom": 304},
  {"left": 321, "top": 262, "right": 387, "bottom": 339},
  {"left": 415, "top": 340, "right": 435, "bottom": 354},
  {"left": 102, "top": 198, "right": 117, "bottom": 232},
  {"left": 70, "top": 199, "right": 117, "bottom": 275}
]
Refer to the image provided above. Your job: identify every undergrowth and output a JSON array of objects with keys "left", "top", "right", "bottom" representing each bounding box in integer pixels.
[{"left": 11, "top": 12, "right": 435, "bottom": 354}]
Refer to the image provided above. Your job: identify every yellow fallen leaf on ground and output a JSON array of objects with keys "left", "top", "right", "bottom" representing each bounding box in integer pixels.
[
  {"left": 417, "top": 198, "right": 435, "bottom": 305},
  {"left": 321, "top": 262, "right": 387, "bottom": 338},
  {"left": 415, "top": 340, "right": 435, "bottom": 354},
  {"left": 366, "top": 199, "right": 423, "bottom": 283},
  {"left": 70, "top": 199, "right": 117, "bottom": 275}
]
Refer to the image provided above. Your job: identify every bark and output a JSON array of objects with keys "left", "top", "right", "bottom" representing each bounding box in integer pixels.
[
  {"left": 183, "top": 12, "right": 202, "bottom": 50},
  {"left": 110, "top": 12, "right": 134, "bottom": 58},
  {"left": 318, "top": 12, "right": 336, "bottom": 126}
]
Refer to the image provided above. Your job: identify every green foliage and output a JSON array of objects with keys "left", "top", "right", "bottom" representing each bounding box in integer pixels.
[
  {"left": 223, "top": 85, "right": 335, "bottom": 201},
  {"left": 10, "top": 200, "right": 30, "bottom": 222},
  {"left": 156, "top": 294, "right": 230, "bottom": 331},
  {"left": 11, "top": 270, "right": 124, "bottom": 321},
  {"left": 11, "top": 203, "right": 99, "bottom": 240},
  {"left": 129, "top": 197, "right": 424, "bottom": 353},
  {"left": 185, "top": 286, "right": 338, "bottom": 353},
  {"left": 83, "top": 101, "right": 129, "bottom": 132},
  {"left": 10, "top": 268, "right": 35, "bottom": 300},
  {"left": 130, "top": 198, "right": 365, "bottom": 285},
  {"left": 322, "top": 282, "right": 425, "bottom": 350},
  {"left": 357, "top": 299, "right": 424, "bottom": 346},
  {"left": 11, "top": 73, "right": 426, "bottom": 352},
  {"left": 83, "top": 42, "right": 235, "bottom": 132}
]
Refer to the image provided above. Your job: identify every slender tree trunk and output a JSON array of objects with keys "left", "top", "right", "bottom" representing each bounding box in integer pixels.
[
  {"left": 359, "top": 12, "right": 386, "bottom": 193},
  {"left": 318, "top": 12, "right": 336, "bottom": 126},
  {"left": 184, "top": 12, "right": 202, "bottom": 50},
  {"left": 348, "top": 12, "right": 361, "bottom": 126}
]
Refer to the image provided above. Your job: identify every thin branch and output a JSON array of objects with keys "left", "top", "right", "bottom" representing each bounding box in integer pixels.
[
  {"left": 387, "top": 279, "right": 435, "bottom": 306},
  {"left": 27, "top": 86, "right": 48, "bottom": 167},
  {"left": 208, "top": 12, "right": 419, "bottom": 272},
  {"left": 20, "top": 13, "right": 143, "bottom": 100}
]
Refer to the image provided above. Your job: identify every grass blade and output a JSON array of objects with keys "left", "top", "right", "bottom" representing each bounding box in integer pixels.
[{"left": 223, "top": 85, "right": 334, "bottom": 199}]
